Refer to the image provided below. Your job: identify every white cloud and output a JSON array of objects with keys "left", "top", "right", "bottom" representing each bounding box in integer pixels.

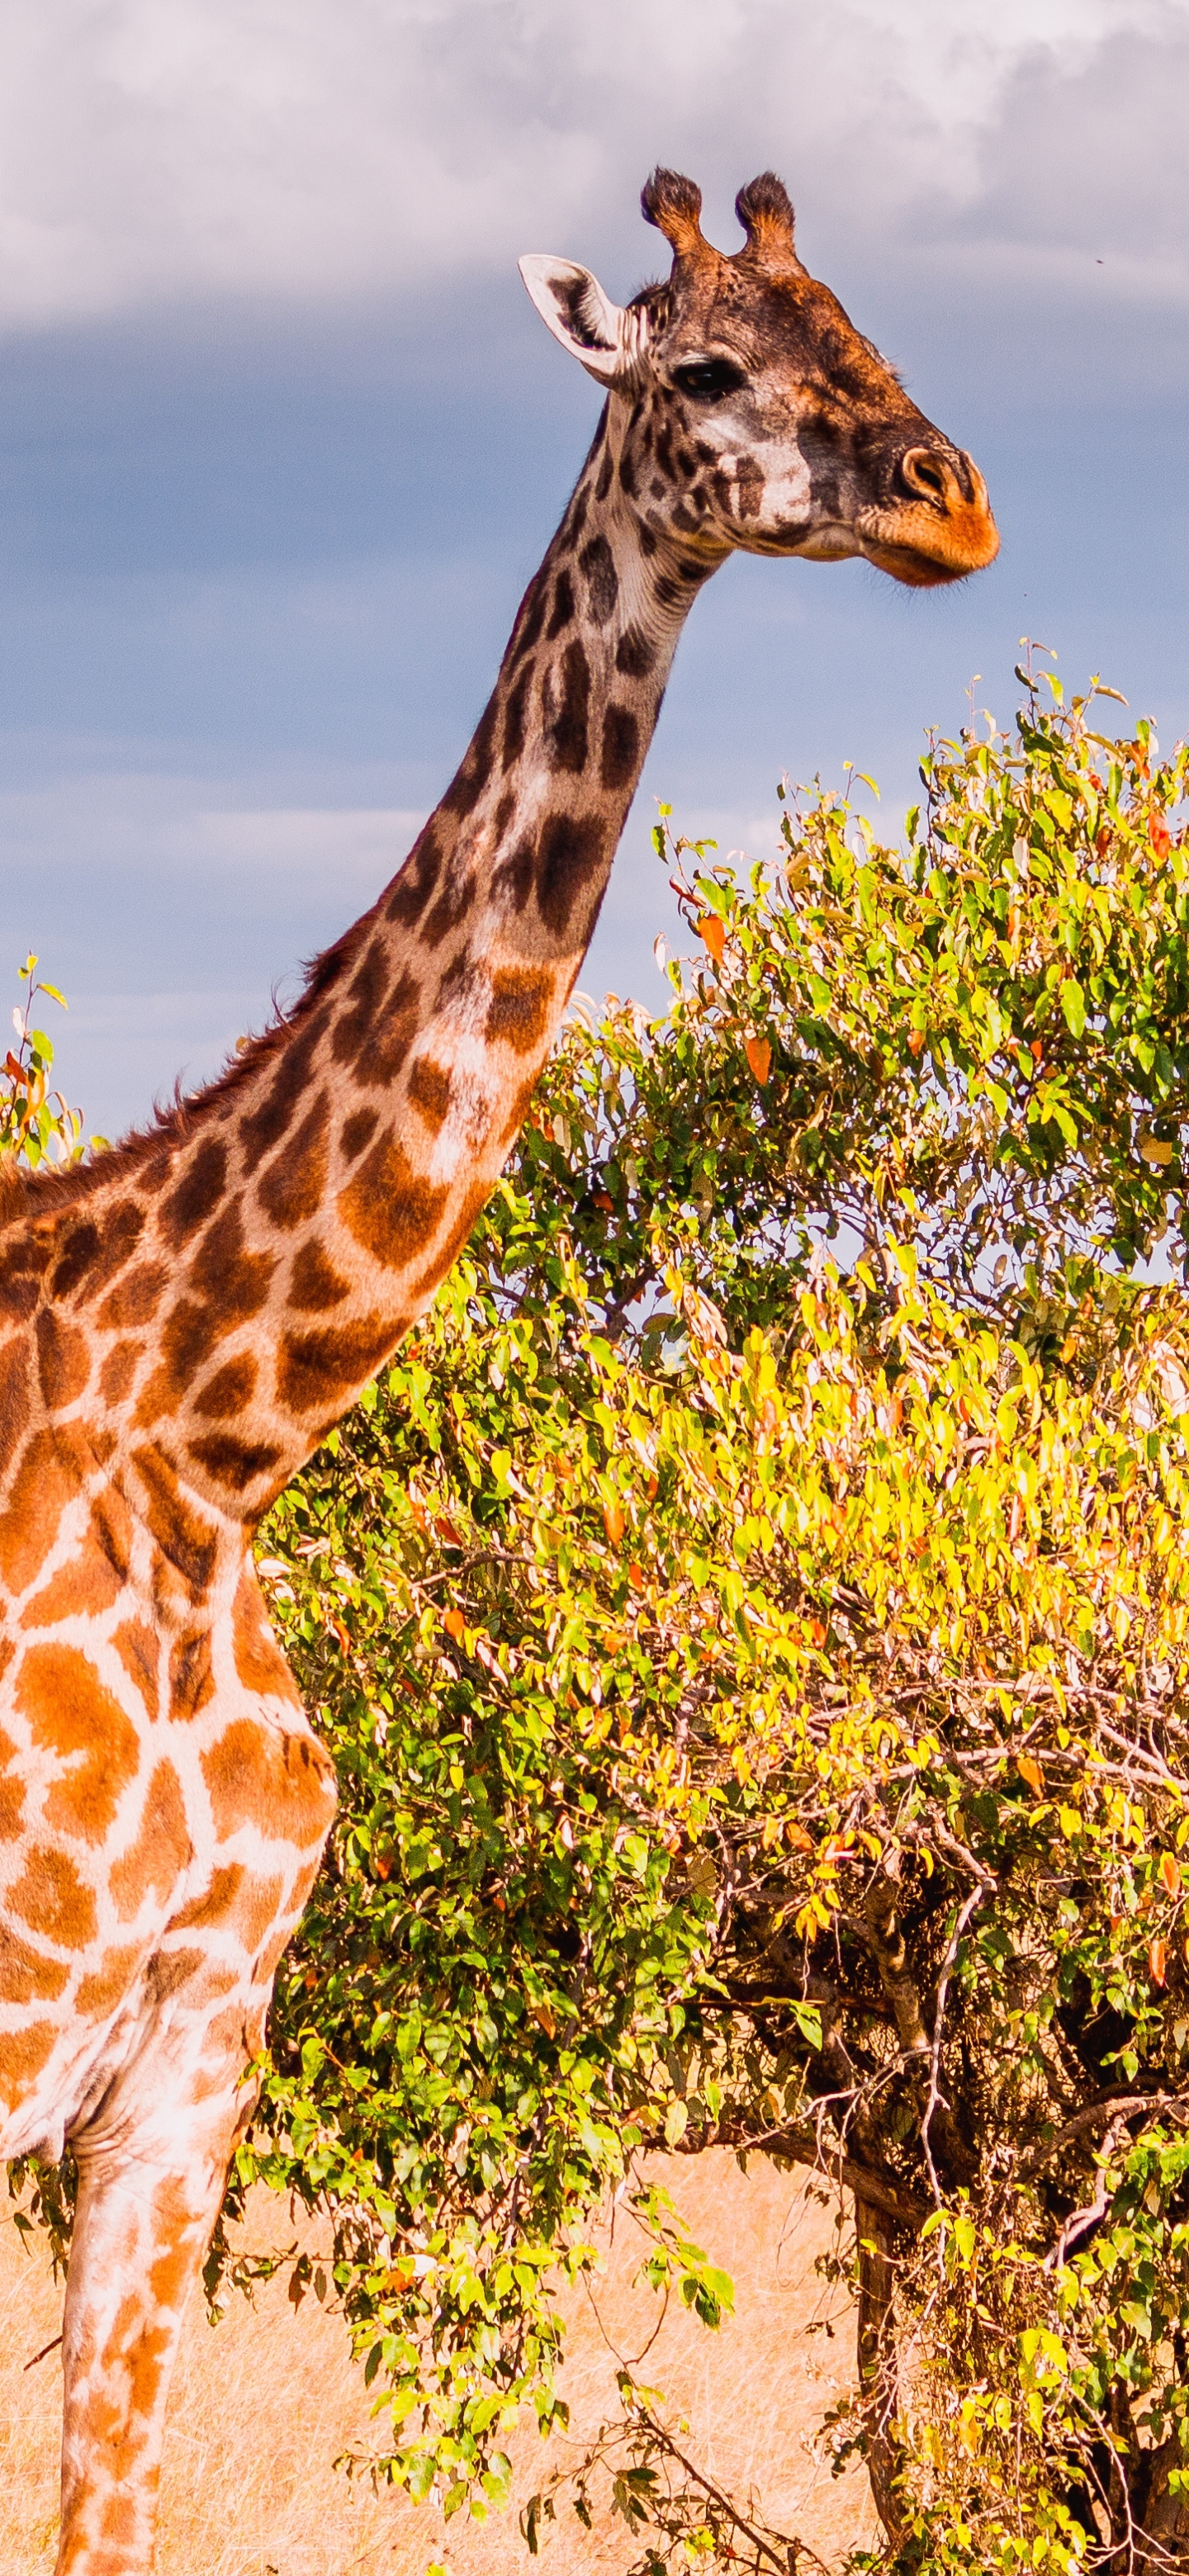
[{"left": 0, "top": 0, "right": 1182, "bottom": 328}]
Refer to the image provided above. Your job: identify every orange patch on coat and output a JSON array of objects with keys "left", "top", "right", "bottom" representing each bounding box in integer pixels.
[
  {"left": 77, "top": 1940, "right": 143, "bottom": 2018},
  {"left": 0, "top": 1334, "right": 31, "bottom": 1482},
  {"left": 0, "top": 1920, "right": 70, "bottom": 2003},
  {"left": 0, "top": 1428, "right": 84, "bottom": 1596},
  {"left": 110, "top": 1760, "right": 191, "bottom": 1922},
  {"left": 232, "top": 1565, "right": 302, "bottom": 1705},
  {"left": 19, "top": 1528, "right": 125, "bottom": 1628},
  {"left": 0, "top": 1718, "right": 26, "bottom": 1840},
  {"left": 131, "top": 1442, "right": 220, "bottom": 1598},
  {"left": 110, "top": 1619, "right": 160, "bottom": 1720},
  {"left": 96, "top": 1261, "right": 168, "bottom": 1332},
  {"left": 17, "top": 1643, "right": 140, "bottom": 1844},
  {"left": 168, "top": 1628, "right": 215, "bottom": 1721},
  {"left": 36, "top": 1309, "right": 92, "bottom": 1410},
  {"left": 0, "top": 2016, "right": 57, "bottom": 2112},
  {"left": 7, "top": 1844, "right": 97, "bottom": 1948},
  {"left": 99, "top": 1338, "right": 143, "bottom": 1406},
  {"left": 201, "top": 1717, "right": 336, "bottom": 1852},
  {"left": 337, "top": 1128, "right": 448, "bottom": 1270}
]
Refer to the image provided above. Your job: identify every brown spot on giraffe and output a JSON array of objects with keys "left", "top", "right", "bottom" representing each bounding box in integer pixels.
[
  {"left": 600, "top": 702, "right": 640, "bottom": 790},
  {"left": 535, "top": 812, "right": 609, "bottom": 937},
  {"left": 0, "top": 1333, "right": 31, "bottom": 1479},
  {"left": 385, "top": 820, "right": 443, "bottom": 926},
  {"left": 256, "top": 1092, "right": 330, "bottom": 1228},
  {"left": 287, "top": 1239, "right": 350, "bottom": 1310},
  {"left": 36, "top": 1309, "right": 92, "bottom": 1409},
  {"left": 192, "top": 1352, "right": 257, "bottom": 1417},
  {"left": 277, "top": 1309, "right": 409, "bottom": 1415},
  {"left": 340, "top": 1104, "right": 378, "bottom": 1162},
  {"left": 187, "top": 1433, "right": 285, "bottom": 1498},
  {"left": 96, "top": 1261, "right": 168, "bottom": 1332},
  {"left": 543, "top": 636, "right": 590, "bottom": 772},
  {"left": 99, "top": 1338, "right": 142, "bottom": 1407},
  {"left": 160, "top": 1139, "right": 228, "bottom": 1248},
  {"left": 486, "top": 967, "right": 556, "bottom": 1054},
  {"left": 407, "top": 1056, "right": 452, "bottom": 1133},
  {"left": 130, "top": 1442, "right": 220, "bottom": 1596},
  {"left": 338, "top": 1129, "right": 448, "bottom": 1270},
  {"left": 54, "top": 1200, "right": 144, "bottom": 1308},
  {"left": 167, "top": 1628, "right": 215, "bottom": 1721}
]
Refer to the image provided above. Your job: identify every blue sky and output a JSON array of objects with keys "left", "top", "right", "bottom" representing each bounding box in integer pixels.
[{"left": 1, "top": 0, "right": 1186, "bottom": 1140}]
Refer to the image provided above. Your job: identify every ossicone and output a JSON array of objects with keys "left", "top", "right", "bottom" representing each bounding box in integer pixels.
[
  {"left": 641, "top": 167, "right": 708, "bottom": 260},
  {"left": 735, "top": 172, "right": 801, "bottom": 271}
]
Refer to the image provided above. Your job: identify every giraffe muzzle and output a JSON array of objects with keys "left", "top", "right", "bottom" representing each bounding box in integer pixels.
[{"left": 861, "top": 449, "right": 1000, "bottom": 589}]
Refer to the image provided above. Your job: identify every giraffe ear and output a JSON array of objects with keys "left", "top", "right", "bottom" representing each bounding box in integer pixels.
[{"left": 519, "top": 255, "right": 647, "bottom": 386}]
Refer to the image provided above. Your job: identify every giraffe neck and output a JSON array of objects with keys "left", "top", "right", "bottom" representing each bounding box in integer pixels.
[{"left": 33, "top": 398, "right": 725, "bottom": 1532}]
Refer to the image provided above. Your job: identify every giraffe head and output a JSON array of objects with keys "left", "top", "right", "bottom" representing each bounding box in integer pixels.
[{"left": 520, "top": 168, "right": 997, "bottom": 590}]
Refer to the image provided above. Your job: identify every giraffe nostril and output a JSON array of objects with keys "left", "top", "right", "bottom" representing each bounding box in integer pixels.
[{"left": 899, "top": 447, "right": 951, "bottom": 504}]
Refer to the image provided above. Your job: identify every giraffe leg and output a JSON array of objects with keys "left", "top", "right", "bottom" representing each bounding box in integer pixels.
[{"left": 54, "top": 2013, "right": 259, "bottom": 2576}]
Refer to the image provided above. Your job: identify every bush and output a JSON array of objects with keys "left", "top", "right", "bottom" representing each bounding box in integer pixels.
[{"left": 11, "top": 664, "right": 1189, "bottom": 2568}]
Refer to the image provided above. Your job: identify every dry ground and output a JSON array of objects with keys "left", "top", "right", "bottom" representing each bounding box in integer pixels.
[{"left": 0, "top": 2152, "right": 876, "bottom": 2576}]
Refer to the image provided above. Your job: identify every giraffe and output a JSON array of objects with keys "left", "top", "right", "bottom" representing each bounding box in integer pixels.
[{"left": 0, "top": 168, "right": 997, "bottom": 2574}]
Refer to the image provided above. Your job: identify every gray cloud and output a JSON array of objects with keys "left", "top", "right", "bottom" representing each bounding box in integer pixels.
[{"left": 0, "top": 0, "right": 1182, "bottom": 329}]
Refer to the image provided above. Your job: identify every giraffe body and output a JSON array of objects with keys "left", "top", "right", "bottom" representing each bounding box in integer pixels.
[{"left": 0, "top": 170, "right": 997, "bottom": 2572}]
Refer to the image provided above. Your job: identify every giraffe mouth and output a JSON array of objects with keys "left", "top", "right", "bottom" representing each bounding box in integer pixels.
[{"left": 859, "top": 464, "right": 1000, "bottom": 588}]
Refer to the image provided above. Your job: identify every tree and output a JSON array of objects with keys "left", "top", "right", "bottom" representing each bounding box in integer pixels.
[{"left": 8, "top": 664, "right": 1189, "bottom": 2570}]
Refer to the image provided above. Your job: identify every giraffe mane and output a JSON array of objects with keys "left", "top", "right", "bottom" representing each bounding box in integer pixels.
[{"left": 1, "top": 911, "right": 372, "bottom": 1219}]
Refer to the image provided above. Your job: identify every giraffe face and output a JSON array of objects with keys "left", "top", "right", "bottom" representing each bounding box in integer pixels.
[{"left": 521, "top": 168, "right": 998, "bottom": 592}]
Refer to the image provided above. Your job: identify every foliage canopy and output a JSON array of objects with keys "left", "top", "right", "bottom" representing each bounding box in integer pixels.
[{"left": 8, "top": 663, "right": 1189, "bottom": 2572}]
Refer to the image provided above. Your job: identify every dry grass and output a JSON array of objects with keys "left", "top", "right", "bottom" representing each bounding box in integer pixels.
[{"left": 0, "top": 2152, "right": 875, "bottom": 2576}]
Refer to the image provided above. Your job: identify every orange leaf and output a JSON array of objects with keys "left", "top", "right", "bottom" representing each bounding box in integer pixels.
[
  {"left": 603, "top": 1501, "right": 625, "bottom": 1546},
  {"left": 443, "top": 1607, "right": 465, "bottom": 1642},
  {"left": 745, "top": 1034, "right": 771, "bottom": 1087},
  {"left": 628, "top": 1561, "right": 645, "bottom": 1591},
  {"left": 1149, "top": 1935, "right": 1168, "bottom": 1988},
  {"left": 907, "top": 1030, "right": 926, "bottom": 1058},
  {"left": 1160, "top": 1850, "right": 1182, "bottom": 1899},
  {"left": 529, "top": 2001, "right": 557, "bottom": 2039},
  {"left": 1152, "top": 818, "right": 1172, "bottom": 857},
  {"left": 696, "top": 912, "right": 726, "bottom": 964},
  {"left": 1017, "top": 1755, "right": 1043, "bottom": 1797}
]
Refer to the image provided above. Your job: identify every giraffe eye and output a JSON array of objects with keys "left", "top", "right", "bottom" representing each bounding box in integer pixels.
[{"left": 672, "top": 358, "right": 746, "bottom": 400}]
